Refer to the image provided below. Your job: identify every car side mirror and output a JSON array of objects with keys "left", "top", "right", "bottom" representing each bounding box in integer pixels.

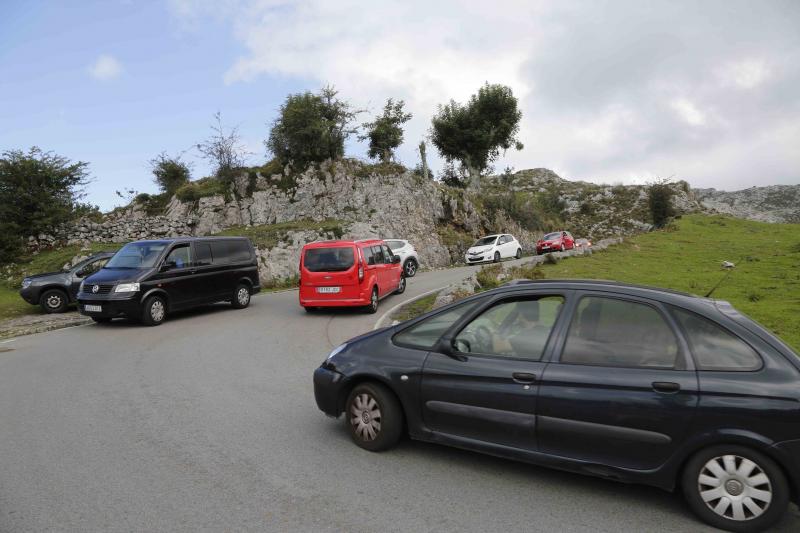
[
  {"left": 160, "top": 261, "right": 176, "bottom": 272},
  {"left": 392, "top": 255, "right": 401, "bottom": 264},
  {"left": 434, "top": 336, "right": 467, "bottom": 361},
  {"left": 75, "top": 268, "right": 87, "bottom": 278}
]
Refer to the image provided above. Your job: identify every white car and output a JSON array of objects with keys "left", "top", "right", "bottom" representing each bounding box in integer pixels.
[
  {"left": 465, "top": 234, "right": 522, "bottom": 264},
  {"left": 384, "top": 239, "right": 420, "bottom": 277}
]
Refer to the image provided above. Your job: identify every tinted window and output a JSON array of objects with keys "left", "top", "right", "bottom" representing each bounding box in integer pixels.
[
  {"left": 393, "top": 299, "right": 481, "bottom": 349},
  {"left": 543, "top": 232, "right": 560, "bottom": 240},
  {"left": 386, "top": 240, "right": 404, "bottom": 251},
  {"left": 106, "top": 242, "right": 167, "bottom": 268},
  {"left": 561, "top": 297, "right": 679, "bottom": 368},
  {"left": 210, "top": 240, "right": 250, "bottom": 264},
  {"left": 195, "top": 243, "right": 213, "bottom": 266},
  {"left": 454, "top": 296, "right": 564, "bottom": 360},
  {"left": 80, "top": 257, "right": 108, "bottom": 275},
  {"left": 673, "top": 308, "right": 761, "bottom": 371},
  {"left": 362, "top": 246, "right": 375, "bottom": 266},
  {"left": 304, "top": 247, "right": 355, "bottom": 272},
  {"left": 381, "top": 245, "right": 394, "bottom": 264},
  {"left": 164, "top": 245, "right": 191, "bottom": 268},
  {"left": 371, "top": 245, "right": 385, "bottom": 264},
  {"left": 473, "top": 236, "right": 497, "bottom": 246}
]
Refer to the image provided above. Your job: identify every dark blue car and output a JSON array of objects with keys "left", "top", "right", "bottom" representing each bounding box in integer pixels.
[{"left": 314, "top": 279, "right": 800, "bottom": 532}]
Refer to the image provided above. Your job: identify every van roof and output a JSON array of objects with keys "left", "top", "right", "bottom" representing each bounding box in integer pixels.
[
  {"left": 127, "top": 236, "right": 250, "bottom": 245},
  {"left": 303, "top": 239, "right": 385, "bottom": 249}
]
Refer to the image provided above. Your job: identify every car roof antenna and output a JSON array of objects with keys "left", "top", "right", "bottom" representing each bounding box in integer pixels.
[{"left": 704, "top": 258, "right": 740, "bottom": 298}]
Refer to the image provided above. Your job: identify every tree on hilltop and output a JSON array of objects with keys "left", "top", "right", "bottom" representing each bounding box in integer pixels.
[
  {"left": 359, "top": 99, "right": 412, "bottom": 163},
  {"left": 197, "top": 112, "right": 248, "bottom": 182},
  {"left": 430, "top": 83, "right": 523, "bottom": 189},
  {"left": 150, "top": 152, "right": 191, "bottom": 194}
]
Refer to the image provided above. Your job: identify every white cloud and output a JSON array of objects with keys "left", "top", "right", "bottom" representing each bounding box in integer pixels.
[
  {"left": 88, "top": 54, "right": 123, "bottom": 81},
  {"left": 170, "top": 0, "right": 800, "bottom": 189}
]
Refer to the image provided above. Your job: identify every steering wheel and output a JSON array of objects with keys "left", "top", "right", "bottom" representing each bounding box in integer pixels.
[{"left": 472, "top": 325, "right": 493, "bottom": 353}]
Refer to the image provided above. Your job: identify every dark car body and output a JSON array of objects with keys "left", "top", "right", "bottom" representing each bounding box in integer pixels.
[
  {"left": 19, "top": 252, "right": 115, "bottom": 312},
  {"left": 314, "top": 279, "right": 800, "bottom": 527},
  {"left": 77, "top": 237, "right": 260, "bottom": 322},
  {"left": 536, "top": 231, "right": 575, "bottom": 254}
]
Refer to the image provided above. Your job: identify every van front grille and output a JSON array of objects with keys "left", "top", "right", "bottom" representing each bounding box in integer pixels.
[{"left": 82, "top": 284, "right": 114, "bottom": 294}]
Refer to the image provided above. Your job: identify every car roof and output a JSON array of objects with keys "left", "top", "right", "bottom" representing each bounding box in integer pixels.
[{"left": 303, "top": 239, "right": 384, "bottom": 249}]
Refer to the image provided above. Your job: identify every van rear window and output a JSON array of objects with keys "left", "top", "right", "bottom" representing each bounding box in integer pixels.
[{"left": 304, "top": 247, "right": 355, "bottom": 272}]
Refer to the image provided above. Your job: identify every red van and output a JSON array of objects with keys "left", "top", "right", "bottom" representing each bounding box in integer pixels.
[{"left": 299, "top": 239, "right": 406, "bottom": 313}]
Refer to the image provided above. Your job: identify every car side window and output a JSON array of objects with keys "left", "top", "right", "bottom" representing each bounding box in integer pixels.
[
  {"left": 499, "top": 235, "right": 508, "bottom": 244},
  {"left": 382, "top": 245, "right": 394, "bottom": 264},
  {"left": 560, "top": 296, "right": 680, "bottom": 369},
  {"left": 195, "top": 243, "right": 213, "bottom": 266},
  {"left": 164, "top": 244, "right": 191, "bottom": 269},
  {"left": 672, "top": 308, "right": 762, "bottom": 371},
  {"left": 393, "top": 299, "right": 482, "bottom": 350},
  {"left": 82, "top": 258, "right": 108, "bottom": 275},
  {"left": 362, "top": 246, "right": 375, "bottom": 266},
  {"left": 453, "top": 296, "right": 565, "bottom": 360},
  {"left": 371, "top": 245, "right": 385, "bottom": 264}
]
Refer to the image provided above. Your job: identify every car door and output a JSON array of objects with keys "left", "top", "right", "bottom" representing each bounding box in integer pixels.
[
  {"left": 152, "top": 243, "right": 199, "bottom": 309},
  {"left": 192, "top": 241, "right": 223, "bottom": 300},
  {"left": 498, "top": 235, "right": 511, "bottom": 258},
  {"left": 370, "top": 245, "right": 388, "bottom": 296},
  {"left": 536, "top": 293, "right": 699, "bottom": 470},
  {"left": 381, "top": 244, "right": 400, "bottom": 293},
  {"left": 563, "top": 232, "right": 574, "bottom": 249},
  {"left": 420, "top": 292, "right": 569, "bottom": 452}
]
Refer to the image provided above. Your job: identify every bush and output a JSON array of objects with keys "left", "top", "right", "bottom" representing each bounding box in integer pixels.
[
  {"left": 476, "top": 264, "right": 503, "bottom": 290},
  {"left": 648, "top": 180, "right": 676, "bottom": 228},
  {"left": 359, "top": 99, "right": 412, "bottom": 163},
  {"left": 150, "top": 152, "right": 191, "bottom": 194},
  {"left": 175, "top": 177, "right": 229, "bottom": 203}
]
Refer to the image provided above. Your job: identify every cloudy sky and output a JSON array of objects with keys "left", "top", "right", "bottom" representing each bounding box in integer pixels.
[{"left": 1, "top": 0, "right": 798, "bottom": 210}]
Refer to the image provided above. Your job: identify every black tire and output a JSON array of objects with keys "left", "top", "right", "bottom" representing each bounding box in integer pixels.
[
  {"left": 515, "top": 248, "right": 522, "bottom": 259},
  {"left": 493, "top": 251, "right": 501, "bottom": 263},
  {"left": 141, "top": 295, "right": 167, "bottom": 327},
  {"left": 681, "top": 444, "right": 789, "bottom": 532},
  {"left": 403, "top": 258, "right": 418, "bottom": 278},
  {"left": 231, "top": 283, "right": 251, "bottom": 309},
  {"left": 304, "top": 306, "right": 317, "bottom": 313},
  {"left": 91, "top": 317, "right": 112, "bottom": 324},
  {"left": 345, "top": 382, "right": 403, "bottom": 452},
  {"left": 365, "top": 287, "right": 379, "bottom": 314},
  {"left": 394, "top": 276, "right": 406, "bottom": 294},
  {"left": 560, "top": 243, "right": 565, "bottom": 252},
  {"left": 40, "top": 289, "right": 68, "bottom": 314}
]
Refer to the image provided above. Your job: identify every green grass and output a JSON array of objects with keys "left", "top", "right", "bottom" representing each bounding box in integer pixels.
[
  {"left": 394, "top": 292, "right": 439, "bottom": 322},
  {"left": 0, "top": 242, "right": 122, "bottom": 320},
  {"left": 215, "top": 219, "right": 345, "bottom": 250},
  {"left": 537, "top": 214, "right": 800, "bottom": 352}
]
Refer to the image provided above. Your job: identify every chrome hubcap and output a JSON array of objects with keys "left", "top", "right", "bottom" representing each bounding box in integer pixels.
[
  {"left": 406, "top": 262, "right": 416, "bottom": 275},
  {"left": 150, "top": 300, "right": 165, "bottom": 322},
  {"left": 698, "top": 455, "right": 772, "bottom": 521},
  {"left": 237, "top": 288, "right": 249, "bottom": 305},
  {"left": 398, "top": 278, "right": 405, "bottom": 291},
  {"left": 350, "top": 393, "right": 381, "bottom": 441},
  {"left": 46, "top": 295, "right": 62, "bottom": 308},
  {"left": 371, "top": 292, "right": 377, "bottom": 309}
]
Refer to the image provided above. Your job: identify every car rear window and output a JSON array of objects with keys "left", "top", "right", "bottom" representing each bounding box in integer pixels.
[
  {"left": 304, "top": 247, "right": 355, "bottom": 272},
  {"left": 210, "top": 240, "right": 251, "bottom": 263},
  {"left": 672, "top": 308, "right": 762, "bottom": 371}
]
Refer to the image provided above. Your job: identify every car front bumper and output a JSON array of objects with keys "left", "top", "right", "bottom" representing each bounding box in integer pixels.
[
  {"left": 19, "top": 287, "right": 39, "bottom": 305},
  {"left": 313, "top": 365, "right": 346, "bottom": 417},
  {"left": 77, "top": 294, "right": 141, "bottom": 319}
]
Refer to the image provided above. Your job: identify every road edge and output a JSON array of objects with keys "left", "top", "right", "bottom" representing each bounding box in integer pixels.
[{"left": 373, "top": 286, "right": 449, "bottom": 330}]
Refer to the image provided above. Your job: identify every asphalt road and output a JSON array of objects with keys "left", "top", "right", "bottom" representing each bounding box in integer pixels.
[{"left": 1, "top": 262, "right": 799, "bottom": 532}]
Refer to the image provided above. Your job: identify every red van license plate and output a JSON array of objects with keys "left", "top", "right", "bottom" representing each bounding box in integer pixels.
[{"left": 316, "top": 286, "right": 341, "bottom": 294}]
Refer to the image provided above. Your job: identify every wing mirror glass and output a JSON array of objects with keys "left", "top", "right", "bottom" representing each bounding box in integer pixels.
[{"left": 392, "top": 254, "right": 401, "bottom": 264}]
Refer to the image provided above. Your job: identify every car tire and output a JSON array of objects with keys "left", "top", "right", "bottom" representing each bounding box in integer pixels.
[
  {"left": 231, "top": 283, "right": 251, "bottom": 309},
  {"left": 40, "top": 289, "right": 68, "bottom": 314},
  {"left": 681, "top": 444, "right": 789, "bottom": 532},
  {"left": 91, "top": 316, "right": 112, "bottom": 323},
  {"left": 403, "top": 258, "right": 418, "bottom": 277},
  {"left": 515, "top": 248, "right": 522, "bottom": 259},
  {"left": 493, "top": 251, "right": 501, "bottom": 263},
  {"left": 365, "top": 287, "right": 379, "bottom": 314},
  {"left": 345, "top": 382, "right": 403, "bottom": 452},
  {"left": 141, "top": 295, "right": 167, "bottom": 326},
  {"left": 395, "top": 276, "right": 406, "bottom": 295},
  {"left": 304, "top": 306, "right": 318, "bottom": 313}
]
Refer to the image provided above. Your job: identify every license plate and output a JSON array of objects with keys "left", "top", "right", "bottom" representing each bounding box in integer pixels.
[
  {"left": 84, "top": 304, "right": 102, "bottom": 312},
  {"left": 316, "top": 286, "right": 341, "bottom": 294}
]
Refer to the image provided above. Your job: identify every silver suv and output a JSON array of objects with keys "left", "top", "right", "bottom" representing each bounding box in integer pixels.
[{"left": 384, "top": 239, "right": 420, "bottom": 277}]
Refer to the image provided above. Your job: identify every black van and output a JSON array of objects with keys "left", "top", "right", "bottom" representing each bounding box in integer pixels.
[{"left": 77, "top": 237, "right": 260, "bottom": 326}]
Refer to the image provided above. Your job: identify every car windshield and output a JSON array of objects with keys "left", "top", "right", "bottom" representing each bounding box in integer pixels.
[
  {"left": 386, "top": 240, "right": 405, "bottom": 251},
  {"left": 304, "top": 247, "right": 355, "bottom": 272},
  {"left": 105, "top": 242, "right": 167, "bottom": 269},
  {"left": 473, "top": 236, "right": 497, "bottom": 247},
  {"left": 543, "top": 232, "right": 561, "bottom": 240}
]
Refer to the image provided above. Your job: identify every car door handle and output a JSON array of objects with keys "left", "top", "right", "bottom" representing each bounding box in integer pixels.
[
  {"left": 652, "top": 381, "right": 680, "bottom": 393},
  {"left": 512, "top": 372, "right": 537, "bottom": 384}
]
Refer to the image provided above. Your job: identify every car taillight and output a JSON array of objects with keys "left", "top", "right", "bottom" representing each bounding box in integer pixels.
[{"left": 358, "top": 263, "right": 364, "bottom": 282}]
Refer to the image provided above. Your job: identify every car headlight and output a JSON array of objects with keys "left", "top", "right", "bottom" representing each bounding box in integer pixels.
[
  {"left": 114, "top": 283, "right": 140, "bottom": 293},
  {"left": 326, "top": 343, "right": 348, "bottom": 362},
  {"left": 22, "top": 278, "right": 32, "bottom": 289}
]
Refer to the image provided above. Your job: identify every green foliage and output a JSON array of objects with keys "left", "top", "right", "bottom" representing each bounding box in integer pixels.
[
  {"left": 150, "top": 152, "right": 191, "bottom": 194},
  {"left": 648, "top": 180, "right": 676, "bottom": 228},
  {"left": 175, "top": 177, "right": 229, "bottom": 203},
  {"left": 430, "top": 83, "right": 523, "bottom": 186},
  {"left": 267, "top": 86, "right": 360, "bottom": 169},
  {"left": 359, "top": 99, "right": 412, "bottom": 163},
  {"left": 394, "top": 292, "right": 439, "bottom": 322},
  {"left": 0, "top": 147, "right": 91, "bottom": 262},
  {"left": 476, "top": 264, "right": 504, "bottom": 290},
  {"left": 197, "top": 112, "right": 248, "bottom": 182},
  {"left": 352, "top": 161, "right": 406, "bottom": 178},
  {"left": 134, "top": 192, "right": 171, "bottom": 215},
  {"left": 216, "top": 219, "right": 345, "bottom": 250}
]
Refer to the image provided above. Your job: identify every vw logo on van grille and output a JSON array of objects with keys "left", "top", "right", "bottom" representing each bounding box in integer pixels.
[{"left": 92, "top": 284, "right": 99, "bottom": 294}]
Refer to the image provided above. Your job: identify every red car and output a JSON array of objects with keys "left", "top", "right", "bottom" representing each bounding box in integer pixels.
[
  {"left": 299, "top": 239, "right": 405, "bottom": 314},
  {"left": 536, "top": 231, "right": 575, "bottom": 254}
]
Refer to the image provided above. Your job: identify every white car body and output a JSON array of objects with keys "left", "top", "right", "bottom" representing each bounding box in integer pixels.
[
  {"left": 384, "top": 239, "right": 420, "bottom": 277},
  {"left": 465, "top": 234, "right": 522, "bottom": 264}
]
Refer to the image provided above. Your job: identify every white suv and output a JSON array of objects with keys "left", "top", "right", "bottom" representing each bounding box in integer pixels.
[
  {"left": 465, "top": 234, "right": 522, "bottom": 264},
  {"left": 385, "top": 239, "right": 420, "bottom": 277}
]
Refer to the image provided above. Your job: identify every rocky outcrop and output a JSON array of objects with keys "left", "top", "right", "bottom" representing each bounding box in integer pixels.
[{"left": 695, "top": 185, "right": 800, "bottom": 223}]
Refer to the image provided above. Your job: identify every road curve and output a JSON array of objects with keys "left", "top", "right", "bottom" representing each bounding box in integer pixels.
[{"left": 1, "top": 261, "right": 798, "bottom": 532}]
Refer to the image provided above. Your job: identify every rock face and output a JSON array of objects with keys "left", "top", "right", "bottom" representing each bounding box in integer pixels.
[{"left": 694, "top": 185, "right": 800, "bottom": 223}]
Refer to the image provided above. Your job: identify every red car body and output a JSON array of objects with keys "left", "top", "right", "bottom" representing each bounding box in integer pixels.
[
  {"left": 299, "top": 239, "right": 403, "bottom": 309},
  {"left": 536, "top": 231, "right": 575, "bottom": 254}
]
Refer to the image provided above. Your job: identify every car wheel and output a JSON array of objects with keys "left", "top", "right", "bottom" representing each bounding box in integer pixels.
[
  {"left": 40, "top": 289, "right": 68, "bottom": 313},
  {"left": 493, "top": 251, "right": 501, "bottom": 263},
  {"left": 141, "top": 295, "right": 167, "bottom": 326},
  {"left": 231, "top": 283, "right": 251, "bottom": 309},
  {"left": 91, "top": 316, "right": 112, "bottom": 324},
  {"left": 395, "top": 276, "right": 406, "bottom": 294},
  {"left": 682, "top": 445, "right": 788, "bottom": 532},
  {"left": 403, "top": 258, "right": 418, "bottom": 277},
  {"left": 365, "top": 287, "right": 379, "bottom": 314},
  {"left": 515, "top": 248, "right": 522, "bottom": 259},
  {"left": 560, "top": 243, "right": 565, "bottom": 252},
  {"left": 304, "top": 306, "right": 318, "bottom": 313},
  {"left": 345, "top": 382, "right": 403, "bottom": 452}
]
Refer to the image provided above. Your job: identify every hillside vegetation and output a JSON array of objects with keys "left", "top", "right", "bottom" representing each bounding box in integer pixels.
[{"left": 533, "top": 214, "right": 800, "bottom": 351}]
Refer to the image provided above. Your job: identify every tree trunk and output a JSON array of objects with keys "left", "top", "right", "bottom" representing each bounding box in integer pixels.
[
  {"left": 418, "top": 142, "right": 428, "bottom": 179},
  {"left": 466, "top": 164, "right": 481, "bottom": 190}
]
